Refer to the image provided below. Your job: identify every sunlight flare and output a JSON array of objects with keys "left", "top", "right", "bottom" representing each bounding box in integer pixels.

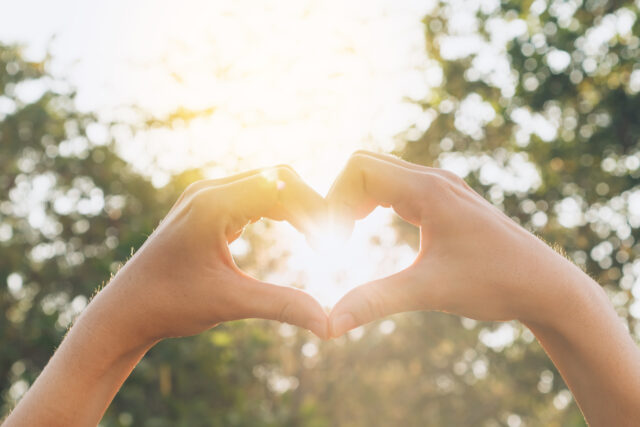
[{"left": 248, "top": 208, "right": 418, "bottom": 308}]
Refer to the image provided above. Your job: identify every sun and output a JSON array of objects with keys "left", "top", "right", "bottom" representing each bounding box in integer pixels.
[{"left": 230, "top": 207, "right": 417, "bottom": 308}]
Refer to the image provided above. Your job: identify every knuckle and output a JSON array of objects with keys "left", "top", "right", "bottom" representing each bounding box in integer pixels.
[
  {"left": 346, "top": 152, "right": 371, "bottom": 171},
  {"left": 277, "top": 298, "right": 293, "bottom": 324},
  {"left": 184, "top": 180, "right": 205, "bottom": 197},
  {"left": 423, "top": 173, "right": 452, "bottom": 194},
  {"left": 189, "top": 187, "right": 217, "bottom": 214},
  {"left": 415, "top": 174, "right": 451, "bottom": 217},
  {"left": 352, "top": 149, "right": 375, "bottom": 158},
  {"left": 405, "top": 158, "right": 431, "bottom": 172},
  {"left": 437, "top": 169, "right": 466, "bottom": 186}
]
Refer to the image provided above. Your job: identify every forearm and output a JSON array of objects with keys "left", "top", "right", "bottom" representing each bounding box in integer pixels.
[
  {"left": 524, "top": 263, "right": 640, "bottom": 426},
  {"left": 3, "top": 281, "right": 155, "bottom": 427}
]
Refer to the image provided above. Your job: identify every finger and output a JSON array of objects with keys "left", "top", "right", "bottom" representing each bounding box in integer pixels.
[
  {"left": 235, "top": 275, "right": 330, "bottom": 339},
  {"left": 266, "top": 167, "right": 328, "bottom": 238},
  {"left": 354, "top": 150, "right": 470, "bottom": 186},
  {"left": 202, "top": 166, "right": 326, "bottom": 240},
  {"left": 328, "top": 266, "right": 425, "bottom": 337},
  {"left": 326, "top": 152, "right": 428, "bottom": 238},
  {"left": 352, "top": 150, "right": 431, "bottom": 172},
  {"left": 168, "top": 168, "right": 269, "bottom": 216}
]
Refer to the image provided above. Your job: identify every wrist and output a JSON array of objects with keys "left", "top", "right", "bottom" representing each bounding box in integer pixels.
[
  {"left": 69, "top": 294, "right": 157, "bottom": 381},
  {"left": 5, "top": 287, "right": 157, "bottom": 427},
  {"left": 78, "top": 272, "right": 161, "bottom": 358},
  {"left": 519, "top": 252, "right": 607, "bottom": 334}
]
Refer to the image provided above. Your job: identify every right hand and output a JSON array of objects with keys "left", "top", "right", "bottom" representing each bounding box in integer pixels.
[{"left": 327, "top": 151, "right": 594, "bottom": 337}]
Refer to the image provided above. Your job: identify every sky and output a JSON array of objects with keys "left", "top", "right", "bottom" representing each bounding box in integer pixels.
[
  {"left": 1, "top": 0, "right": 437, "bottom": 306},
  {"left": 0, "top": 0, "right": 438, "bottom": 190}
]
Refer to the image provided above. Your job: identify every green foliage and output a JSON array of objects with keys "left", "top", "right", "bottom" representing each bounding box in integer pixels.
[
  {"left": 2, "top": 0, "right": 640, "bottom": 424},
  {"left": 0, "top": 42, "right": 174, "bottom": 416},
  {"left": 398, "top": 0, "right": 640, "bottom": 423}
]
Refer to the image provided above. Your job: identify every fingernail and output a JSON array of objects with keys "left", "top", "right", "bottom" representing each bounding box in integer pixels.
[{"left": 331, "top": 313, "right": 357, "bottom": 337}]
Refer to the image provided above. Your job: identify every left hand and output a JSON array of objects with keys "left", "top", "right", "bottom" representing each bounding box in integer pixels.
[{"left": 95, "top": 165, "right": 330, "bottom": 345}]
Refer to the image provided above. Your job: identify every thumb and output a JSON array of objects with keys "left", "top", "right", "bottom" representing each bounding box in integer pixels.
[
  {"left": 236, "top": 276, "right": 330, "bottom": 340},
  {"left": 329, "top": 267, "right": 424, "bottom": 337}
]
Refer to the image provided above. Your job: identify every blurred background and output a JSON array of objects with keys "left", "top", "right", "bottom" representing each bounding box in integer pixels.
[{"left": 1, "top": 0, "right": 639, "bottom": 425}]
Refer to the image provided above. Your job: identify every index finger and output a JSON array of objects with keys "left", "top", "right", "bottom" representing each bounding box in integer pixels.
[
  {"left": 214, "top": 166, "right": 327, "bottom": 240},
  {"left": 326, "top": 152, "right": 428, "bottom": 236}
]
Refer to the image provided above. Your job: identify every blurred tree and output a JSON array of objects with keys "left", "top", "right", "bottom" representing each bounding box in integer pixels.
[
  {"left": 0, "top": 42, "right": 169, "bottom": 418},
  {"left": 392, "top": 0, "right": 638, "bottom": 424}
]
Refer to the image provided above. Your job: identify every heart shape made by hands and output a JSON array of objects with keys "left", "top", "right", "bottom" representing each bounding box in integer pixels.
[{"left": 231, "top": 207, "right": 418, "bottom": 310}]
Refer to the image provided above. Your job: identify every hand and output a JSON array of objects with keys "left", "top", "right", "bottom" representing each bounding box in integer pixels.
[
  {"left": 326, "top": 151, "right": 587, "bottom": 336},
  {"left": 326, "top": 151, "right": 640, "bottom": 425},
  {"left": 104, "top": 165, "right": 330, "bottom": 344}
]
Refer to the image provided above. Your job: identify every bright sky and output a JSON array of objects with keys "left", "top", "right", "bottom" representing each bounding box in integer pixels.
[
  {"left": 1, "top": 0, "right": 437, "bottom": 306},
  {"left": 0, "top": 0, "right": 438, "bottom": 188}
]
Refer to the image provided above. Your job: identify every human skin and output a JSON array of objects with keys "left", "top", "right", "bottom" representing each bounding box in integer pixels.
[
  {"left": 327, "top": 151, "right": 640, "bottom": 426},
  {"left": 2, "top": 166, "right": 330, "bottom": 427}
]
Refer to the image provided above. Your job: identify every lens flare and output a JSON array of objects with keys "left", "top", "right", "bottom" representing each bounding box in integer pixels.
[{"left": 248, "top": 207, "right": 418, "bottom": 308}]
